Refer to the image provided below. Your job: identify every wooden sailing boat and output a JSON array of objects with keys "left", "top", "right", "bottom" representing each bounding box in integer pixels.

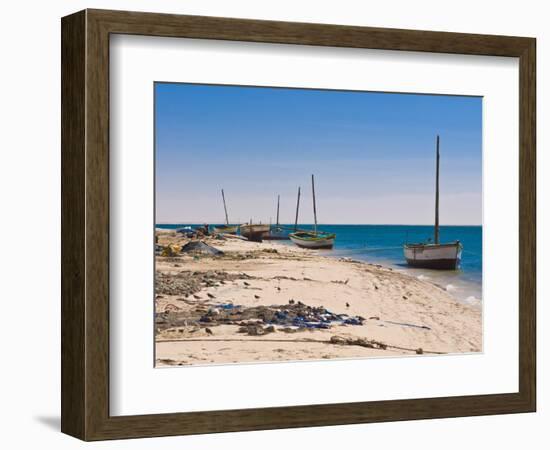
[
  {"left": 263, "top": 195, "right": 290, "bottom": 240},
  {"left": 403, "top": 136, "right": 462, "bottom": 270},
  {"left": 289, "top": 175, "right": 336, "bottom": 249},
  {"left": 212, "top": 189, "right": 239, "bottom": 234},
  {"left": 239, "top": 221, "right": 270, "bottom": 242}
]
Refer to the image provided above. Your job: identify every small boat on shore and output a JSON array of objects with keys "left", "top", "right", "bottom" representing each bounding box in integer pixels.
[
  {"left": 404, "top": 241, "right": 462, "bottom": 270},
  {"left": 212, "top": 224, "right": 239, "bottom": 234},
  {"left": 404, "top": 135, "right": 462, "bottom": 270},
  {"left": 240, "top": 223, "right": 270, "bottom": 242},
  {"left": 263, "top": 195, "right": 291, "bottom": 240},
  {"left": 289, "top": 231, "right": 336, "bottom": 249},
  {"left": 289, "top": 175, "right": 336, "bottom": 250},
  {"left": 213, "top": 189, "right": 238, "bottom": 235}
]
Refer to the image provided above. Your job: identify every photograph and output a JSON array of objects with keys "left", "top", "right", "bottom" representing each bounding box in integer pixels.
[{"left": 153, "top": 83, "right": 483, "bottom": 367}]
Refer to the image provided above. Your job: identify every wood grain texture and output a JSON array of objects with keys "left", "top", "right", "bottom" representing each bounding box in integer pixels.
[
  {"left": 61, "top": 8, "right": 536, "bottom": 441},
  {"left": 61, "top": 10, "right": 86, "bottom": 439},
  {"left": 518, "top": 39, "right": 536, "bottom": 410}
]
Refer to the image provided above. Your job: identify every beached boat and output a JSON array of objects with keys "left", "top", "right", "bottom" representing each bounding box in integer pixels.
[
  {"left": 213, "top": 189, "right": 238, "bottom": 235},
  {"left": 263, "top": 195, "right": 291, "bottom": 240},
  {"left": 289, "top": 231, "right": 336, "bottom": 249},
  {"left": 404, "top": 135, "right": 462, "bottom": 270},
  {"left": 212, "top": 224, "right": 239, "bottom": 234},
  {"left": 289, "top": 175, "right": 336, "bottom": 250},
  {"left": 404, "top": 241, "right": 462, "bottom": 270},
  {"left": 240, "top": 223, "right": 270, "bottom": 242}
]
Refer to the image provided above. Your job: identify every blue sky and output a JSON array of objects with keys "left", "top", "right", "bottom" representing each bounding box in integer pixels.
[{"left": 155, "top": 83, "right": 482, "bottom": 225}]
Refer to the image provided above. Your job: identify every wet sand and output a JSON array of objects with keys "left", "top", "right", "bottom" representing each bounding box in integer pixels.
[{"left": 155, "top": 229, "right": 481, "bottom": 367}]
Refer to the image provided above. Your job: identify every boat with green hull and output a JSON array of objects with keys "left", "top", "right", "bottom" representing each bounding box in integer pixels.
[
  {"left": 289, "top": 175, "right": 336, "bottom": 250},
  {"left": 289, "top": 231, "right": 336, "bottom": 249},
  {"left": 213, "top": 189, "right": 238, "bottom": 235}
]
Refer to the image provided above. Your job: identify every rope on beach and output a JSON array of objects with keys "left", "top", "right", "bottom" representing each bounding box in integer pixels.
[{"left": 156, "top": 337, "right": 446, "bottom": 355}]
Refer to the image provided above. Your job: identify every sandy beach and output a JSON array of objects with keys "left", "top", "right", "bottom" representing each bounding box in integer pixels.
[{"left": 155, "top": 229, "right": 481, "bottom": 367}]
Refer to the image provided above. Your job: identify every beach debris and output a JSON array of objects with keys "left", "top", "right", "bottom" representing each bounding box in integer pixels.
[
  {"left": 205, "top": 327, "right": 213, "bottom": 335},
  {"left": 374, "top": 285, "right": 379, "bottom": 290},
  {"left": 244, "top": 281, "right": 251, "bottom": 286},
  {"left": 156, "top": 358, "right": 178, "bottom": 366},
  {"left": 262, "top": 248, "right": 278, "bottom": 254},
  {"left": 207, "top": 307, "right": 220, "bottom": 316},
  {"left": 369, "top": 316, "right": 380, "bottom": 320},
  {"left": 384, "top": 320, "right": 431, "bottom": 330},
  {"left": 329, "top": 336, "right": 388, "bottom": 350},
  {"left": 238, "top": 323, "right": 276, "bottom": 336},
  {"left": 289, "top": 299, "right": 295, "bottom": 305},
  {"left": 156, "top": 301, "right": 365, "bottom": 333},
  {"left": 254, "top": 295, "right": 261, "bottom": 299},
  {"left": 180, "top": 241, "right": 224, "bottom": 256},
  {"left": 161, "top": 245, "right": 178, "bottom": 257},
  {"left": 156, "top": 269, "right": 254, "bottom": 297},
  {"left": 207, "top": 293, "right": 216, "bottom": 299},
  {"left": 163, "top": 304, "right": 181, "bottom": 313},
  {"left": 402, "top": 295, "right": 408, "bottom": 300},
  {"left": 221, "top": 233, "right": 248, "bottom": 240},
  {"left": 416, "top": 348, "right": 424, "bottom": 354},
  {"left": 345, "top": 302, "right": 350, "bottom": 308},
  {"left": 176, "top": 227, "right": 197, "bottom": 238},
  {"left": 193, "top": 295, "right": 201, "bottom": 300}
]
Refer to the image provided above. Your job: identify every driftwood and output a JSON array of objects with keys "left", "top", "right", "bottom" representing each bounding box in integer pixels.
[
  {"left": 157, "top": 336, "right": 445, "bottom": 355},
  {"left": 329, "top": 335, "right": 443, "bottom": 354}
]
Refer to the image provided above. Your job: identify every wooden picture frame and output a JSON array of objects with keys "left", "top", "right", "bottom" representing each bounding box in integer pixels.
[{"left": 61, "top": 9, "right": 536, "bottom": 441}]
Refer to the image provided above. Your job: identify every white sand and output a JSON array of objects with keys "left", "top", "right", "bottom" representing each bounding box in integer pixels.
[{"left": 155, "top": 230, "right": 481, "bottom": 366}]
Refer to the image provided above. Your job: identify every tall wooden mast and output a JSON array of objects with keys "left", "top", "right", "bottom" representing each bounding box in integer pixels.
[
  {"left": 276, "top": 195, "right": 280, "bottom": 226},
  {"left": 434, "top": 136, "right": 440, "bottom": 245},
  {"left": 312, "top": 174, "right": 318, "bottom": 235},
  {"left": 221, "top": 189, "right": 229, "bottom": 225},
  {"left": 294, "top": 187, "right": 301, "bottom": 231}
]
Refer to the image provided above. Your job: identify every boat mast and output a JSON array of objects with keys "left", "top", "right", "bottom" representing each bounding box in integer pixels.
[
  {"left": 221, "top": 189, "right": 229, "bottom": 225},
  {"left": 276, "top": 195, "right": 280, "bottom": 226},
  {"left": 294, "top": 187, "right": 301, "bottom": 231},
  {"left": 312, "top": 174, "right": 318, "bottom": 235},
  {"left": 434, "top": 135, "right": 440, "bottom": 245}
]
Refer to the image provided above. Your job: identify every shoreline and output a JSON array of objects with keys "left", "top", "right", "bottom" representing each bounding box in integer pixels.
[
  {"left": 154, "top": 229, "right": 482, "bottom": 367},
  {"left": 248, "top": 239, "right": 483, "bottom": 307},
  {"left": 156, "top": 225, "right": 483, "bottom": 305}
]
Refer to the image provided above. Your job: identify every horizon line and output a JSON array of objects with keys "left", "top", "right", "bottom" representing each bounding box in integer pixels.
[{"left": 155, "top": 222, "right": 482, "bottom": 227}]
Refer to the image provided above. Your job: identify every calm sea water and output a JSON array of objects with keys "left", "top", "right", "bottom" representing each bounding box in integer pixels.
[{"left": 156, "top": 224, "right": 482, "bottom": 304}]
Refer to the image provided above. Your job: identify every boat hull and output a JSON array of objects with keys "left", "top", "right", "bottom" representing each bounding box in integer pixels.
[
  {"left": 240, "top": 224, "right": 270, "bottom": 242},
  {"left": 404, "top": 242, "right": 462, "bottom": 270},
  {"left": 212, "top": 225, "right": 238, "bottom": 235},
  {"left": 289, "top": 233, "right": 335, "bottom": 249}
]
